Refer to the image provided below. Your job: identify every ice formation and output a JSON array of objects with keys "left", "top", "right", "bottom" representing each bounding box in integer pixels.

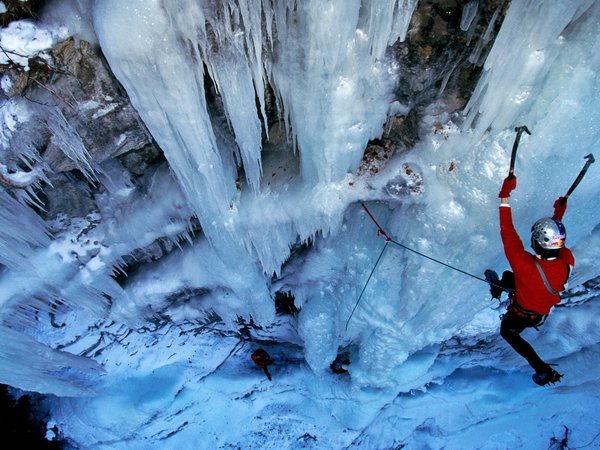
[
  {"left": 92, "top": 0, "right": 418, "bottom": 278},
  {"left": 0, "top": 0, "right": 599, "bottom": 447}
]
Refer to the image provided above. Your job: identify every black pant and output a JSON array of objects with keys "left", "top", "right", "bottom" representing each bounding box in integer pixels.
[{"left": 500, "top": 311, "right": 547, "bottom": 373}]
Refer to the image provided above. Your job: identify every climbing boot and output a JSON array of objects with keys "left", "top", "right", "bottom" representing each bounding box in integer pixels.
[
  {"left": 484, "top": 269, "right": 503, "bottom": 299},
  {"left": 532, "top": 365, "right": 563, "bottom": 386}
]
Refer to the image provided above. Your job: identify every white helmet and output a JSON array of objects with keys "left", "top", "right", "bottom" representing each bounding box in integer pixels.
[{"left": 531, "top": 217, "right": 566, "bottom": 250}]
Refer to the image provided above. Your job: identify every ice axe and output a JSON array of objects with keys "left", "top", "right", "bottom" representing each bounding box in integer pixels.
[
  {"left": 560, "top": 153, "right": 595, "bottom": 204},
  {"left": 508, "top": 125, "right": 531, "bottom": 178}
]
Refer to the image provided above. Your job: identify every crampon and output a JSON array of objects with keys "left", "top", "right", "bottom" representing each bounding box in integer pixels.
[{"left": 532, "top": 365, "right": 563, "bottom": 386}]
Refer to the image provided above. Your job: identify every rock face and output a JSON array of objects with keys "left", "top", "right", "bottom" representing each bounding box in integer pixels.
[
  {"left": 385, "top": 0, "right": 507, "bottom": 149},
  {"left": 39, "top": 37, "right": 153, "bottom": 174},
  {"left": 394, "top": 0, "right": 506, "bottom": 109},
  {"left": 357, "top": 1, "right": 507, "bottom": 195},
  {"left": 0, "top": 36, "right": 163, "bottom": 219}
]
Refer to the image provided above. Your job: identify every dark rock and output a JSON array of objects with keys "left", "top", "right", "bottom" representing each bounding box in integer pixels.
[
  {"left": 36, "top": 171, "right": 96, "bottom": 220},
  {"left": 0, "top": 384, "right": 66, "bottom": 449},
  {"left": 391, "top": 0, "right": 508, "bottom": 117},
  {"left": 0, "top": 66, "right": 29, "bottom": 97},
  {"left": 274, "top": 290, "right": 299, "bottom": 315},
  {"left": 33, "top": 38, "right": 153, "bottom": 174}
]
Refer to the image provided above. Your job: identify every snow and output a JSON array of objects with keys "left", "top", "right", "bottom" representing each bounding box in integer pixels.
[
  {"left": 0, "top": 19, "right": 67, "bottom": 69},
  {"left": 0, "top": 161, "right": 42, "bottom": 186},
  {"left": 0, "top": 98, "right": 30, "bottom": 147},
  {"left": 0, "top": 0, "right": 599, "bottom": 448}
]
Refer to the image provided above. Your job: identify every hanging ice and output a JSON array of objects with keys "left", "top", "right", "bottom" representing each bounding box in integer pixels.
[
  {"left": 0, "top": 325, "right": 104, "bottom": 396},
  {"left": 0, "top": 0, "right": 600, "bottom": 444},
  {"left": 92, "top": 0, "right": 417, "bottom": 277},
  {"left": 463, "top": 0, "right": 597, "bottom": 136}
]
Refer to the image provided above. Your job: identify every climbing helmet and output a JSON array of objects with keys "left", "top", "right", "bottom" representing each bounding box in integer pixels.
[{"left": 531, "top": 217, "right": 566, "bottom": 250}]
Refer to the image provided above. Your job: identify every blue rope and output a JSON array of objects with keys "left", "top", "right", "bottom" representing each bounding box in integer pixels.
[
  {"left": 345, "top": 241, "right": 389, "bottom": 330},
  {"left": 345, "top": 203, "right": 513, "bottom": 330}
]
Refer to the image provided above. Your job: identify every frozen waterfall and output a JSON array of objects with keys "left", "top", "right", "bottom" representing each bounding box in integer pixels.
[
  {"left": 92, "top": 0, "right": 418, "bottom": 279},
  {"left": 0, "top": 0, "right": 599, "bottom": 447},
  {"left": 88, "top": 0, "right": 600, "bottom": 383}
]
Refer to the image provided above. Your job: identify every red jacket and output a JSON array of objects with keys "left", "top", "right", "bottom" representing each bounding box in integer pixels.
[{"left": 499, "top": 205, "right": 575, "bottom": 315}]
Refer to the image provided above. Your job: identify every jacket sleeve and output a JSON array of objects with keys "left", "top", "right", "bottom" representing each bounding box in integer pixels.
[
  {"left": 499, "top": 205, "right": 528, "bottom": 270},
  {"left": 560, "top": 247, "right": 575, "bottom": 268}
]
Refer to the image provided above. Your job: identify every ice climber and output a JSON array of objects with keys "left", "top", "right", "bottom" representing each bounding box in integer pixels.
[
  {"left": 491, "top": 175, "right": 575, "bottom": 386},
  {"left": 251, "top": 348, "right": 273, "bottom": 381}
]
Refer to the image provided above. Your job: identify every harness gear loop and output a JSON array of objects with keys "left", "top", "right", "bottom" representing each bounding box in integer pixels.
[{"left": 504, "top": 295, "right": 547, "bottom": 330}]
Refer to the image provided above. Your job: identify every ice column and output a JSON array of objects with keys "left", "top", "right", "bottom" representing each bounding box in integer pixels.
[
  {"left": 463, "top": 0, "right": 597, "bottom": 137},
  {"left": 269, "top": 0, "right": 416, "bottom": 184},
  {"left": 93, "top": 0, "right": 417, "bottom": 277}
]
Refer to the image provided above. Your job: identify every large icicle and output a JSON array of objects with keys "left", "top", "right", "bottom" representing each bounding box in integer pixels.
[
  {"left": 463, "top": 0, "right": 597, "bottom": 137},
  {"left": 0, "top": 325, "right": 104, "bottom": 396},
  {"left": 169, "top": 0, "right": 267, "bottom": 193},
  {"left": 93, "top": 0, "right": 416, "bottom": 277},
  {"left": 268, "top": 0, "right": 411, "bottom": 184},
  {"left": 93, "top": 1, "right": 235, "bottom": 220}
]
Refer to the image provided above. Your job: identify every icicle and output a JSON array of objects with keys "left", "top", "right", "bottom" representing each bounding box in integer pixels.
[
  {"left": 0, "top": 324, "right": 104, "bottom": 396},
  {"left": 93, "top": 0, "right": 418, "bottom": 279},
  {"left": 45, "top": 109, "right": 96, "bottom": 180},
  {"left": 0, "top": 188, "right": 49, "bottom": 270},
  {"left": 460, "top": 1, "right": 479, "bottom": 32},
  {"left": 267, "top": 0, "right": 404, "bottom": 185},
  {"left": 389, "top": 0, "right": 419, "bottom": 46}
]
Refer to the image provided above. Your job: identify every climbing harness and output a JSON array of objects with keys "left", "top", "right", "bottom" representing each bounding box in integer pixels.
[
  {"left": 533, "top": 258, "right": 561, "bottom": 297},
  {"left": 502, "top": 297, "right": 547, "bottom": 330},
  {"left": 345, "top": 202, "right": 505, "bottom": 329}
]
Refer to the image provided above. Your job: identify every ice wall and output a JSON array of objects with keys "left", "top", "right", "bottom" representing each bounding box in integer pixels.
[
  {"left": 0, "top": 0, "right": 598, "bottom": 405},
  {"left": 92, "top": 0, "right": 417, "bottom": 279},
  {"left": 338, "top": 0, "right": 600, "bottom": 385},
  {"left": 90, "top": 0, "right": 600, "bottom": 386}
]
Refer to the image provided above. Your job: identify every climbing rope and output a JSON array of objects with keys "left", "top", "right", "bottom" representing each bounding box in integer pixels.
[
  {"left": 388, "top": 238, "right": 490, "bottom": 283},
  {"left": 361, "top": 202, "right": 491, "bottom": 282},
  {"left": 345, "top": 240, "right": 389, "bottom": 330},
  {"left": 345, "top": 202, "right": 504, "bottom": 330}
]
